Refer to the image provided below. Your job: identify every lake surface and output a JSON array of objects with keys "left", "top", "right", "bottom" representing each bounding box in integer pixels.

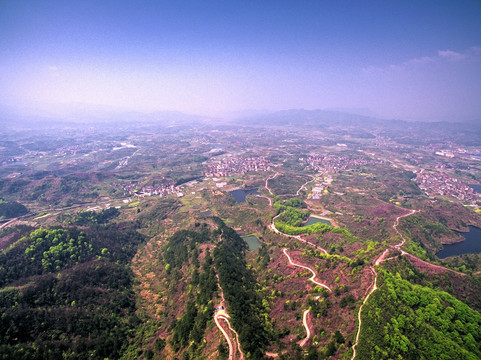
[
  {"left": 230, "top": 189, "right": 259, "bottom": 203},
  {"left": 242, "top": 235, "right": 262, "bottom": 251},
  {"left": 469, "top": 184, "right": 481, "bottom": 194},
  {"left": 303, "top": 215, "right": 332, "bottom": 226},
  {"left": 436, "top": 226, "right": 481, "bottom": 259}
]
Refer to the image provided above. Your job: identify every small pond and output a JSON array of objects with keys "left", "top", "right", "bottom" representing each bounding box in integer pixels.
[
  {"left": 230, "top": 189, "right": 259, "bottom": 203},
  {"left": 469, "top": 184, "right": 481, "bottom": 194},
  {"left": 436, "top": 226, "right": 481, "bottom": 259},
  {"left": 242, "top": 235, "right": 262, "bottom": 251},
  {"left": 303, "top": 215, "right": 332, "bottom": 226}
]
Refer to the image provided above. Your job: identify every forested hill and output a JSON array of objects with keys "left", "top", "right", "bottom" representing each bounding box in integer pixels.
[
  {"left": 0, "top": 216, "right": 145, "bottom": 360},
  {"left": 0, "top": 199, "right": 28, "bottom": 219},
  {"left": 357, "top": 271, "right": 481, "bottom": 359}
]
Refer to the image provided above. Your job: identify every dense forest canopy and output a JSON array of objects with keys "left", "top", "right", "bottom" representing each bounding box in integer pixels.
[
  {"left": 0, "top": 221, "right": 145, "bottom": 360},
  {"left": 0, "top": 199, "right": 28, "bottom": 219}
]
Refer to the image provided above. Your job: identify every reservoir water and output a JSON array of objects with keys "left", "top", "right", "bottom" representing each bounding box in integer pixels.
[
  {"left": 436, "top": 226, "right": 481, "bottom": 259},
  {"left": 469, "top": 184, "right": 481, "bottom": 194},
  {"left": 230, "top": 189, "right": 259, "bottom": 203},
  {"left": 242, "top": 235, "right": 262, "bottom": 251},
  {"left": 303, "top": 215, "right": 332, "bottom": 226}
]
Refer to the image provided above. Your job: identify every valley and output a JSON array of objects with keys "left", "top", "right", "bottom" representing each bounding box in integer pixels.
[{"left": 1, "top": 113, "right": 481, "bottom": 359}]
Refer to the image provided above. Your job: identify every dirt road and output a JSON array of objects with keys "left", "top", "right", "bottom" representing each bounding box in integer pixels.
[
  {"left": 350, "top": 266, "right": 378, "bottom": 360},
  {"left": 214, "top": 274, "right": 244, "bottom": 360},
  {"left": 282, "top": 248, "right": 331, "bottom": 291},
  {"left": 296, "top": 177, "right": 315, "bottom": 196},
  {"left": 282, "top": 248, "right": 332, "bottom": 347},
  {"left": 351, "top": 208, "right": 417, "bottom": 359},
  {"left": 265, "top": 172, "right": 279, "bottom": 195},
  {"left": 215, "top": 311, "right": 234, "bottom": 359}
]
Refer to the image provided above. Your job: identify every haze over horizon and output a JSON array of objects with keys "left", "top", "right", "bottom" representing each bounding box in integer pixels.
[{"left": 1, "top": 0, "right": 481, "bottom": 123}]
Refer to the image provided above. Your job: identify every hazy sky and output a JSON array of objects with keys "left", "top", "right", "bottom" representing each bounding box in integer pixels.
[{"left": 1, "top": 0, "right": 480, "bottom": 122}]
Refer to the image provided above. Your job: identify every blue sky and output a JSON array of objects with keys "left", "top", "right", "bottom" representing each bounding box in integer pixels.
[{"left": 1, "top": 0, "right": 480, "bottom": 121}]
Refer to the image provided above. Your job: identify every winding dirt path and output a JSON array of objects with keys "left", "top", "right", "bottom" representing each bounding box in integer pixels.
[
  {"left": 265, "top": 172, "right": 279, "bottom": 195},
  {"left": 0, "top": 217, "right": 18, "bottom": 229},
  {"left": 374, "top": 249, "right": 390, "bottom": 266},
  {"left": 270, "top": 214, "right": 328, "bottom": 254},
  {"left": 214, "top": 274, "right": 244, "bottom": 360},
  {"left": 299, "top": 309, "right": 312, "bottom": 347},
  {"left": 282, "top": 248, "right": 332, "bottom": 347},
  {"left": 296, "top": 177, "right": 316, "bottom": 196},
  {"left": 350, "top": 266, "right": 378, "bottom": 360},
  {"left": 224, "top": 318, "right": 244, "bottom": 360},
  {"left": 392, "top": 209, "right": 417, "bottom": 248},
  {"left": 264, "top": 173, "right": 469, "bottom": 358},
  {"left": 282, "top": 248, "right": 331, "bottom": 291},
  {"left": 351, "top": 207, "right": 466, "bottom": 359},
  {"left": 215, "top": 312, "right": 235, "bottom": 359},
  {"left": 390, "top": 209, "right": 466, "bottom": 276},
  {"left": 258, "top": 194, "right": 273, "bottom": 207},
  {"left": 351, "top": 208, "right": 417, "bottom": 359}
]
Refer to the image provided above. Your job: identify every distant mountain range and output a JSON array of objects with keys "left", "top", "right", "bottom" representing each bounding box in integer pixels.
[
  {"left": 230, "top": 109, "right": 481, "bottom": 146},
  {"left": 235, "top": 108, "right": 383, "bottom": 127},
  {"left": 234, "top": 108, "right": 480, "bottom": 131},
  {"left": 0, "top": 103, "right": 205, "bottom": 129},
  {"left": 1, "top": 103, "right": 479, "bottom": 136}
]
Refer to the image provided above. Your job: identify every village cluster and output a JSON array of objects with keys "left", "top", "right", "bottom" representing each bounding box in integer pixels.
[
  {"left": 112, "top": 182, "right": 184, "bottom": 198},
  {"left": 306, "top": 154, "right": 374, "bottom": 173},
  {"left": 416, "top": 171, "right": 481, "bottom": 204},
  {"left": 204, "top": 156, "right": 271, "bottom": 177}
]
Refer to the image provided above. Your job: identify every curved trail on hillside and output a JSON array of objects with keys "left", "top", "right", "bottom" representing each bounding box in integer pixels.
[
  {"left": 351, "top": 209, "right": 416, "bottom": 359},
  {"left": 263, "top": 175, "right": 466, "bottom": 358},
  {"left": 391, "top": 209, "right": 466, "bottom": 276},
  {"left": 269, "top": 213, "right": 328, "bottom": 253},
  {"left": 282, "top": 248, "right": 331, "bottom": 291},
  {"left": 265, "top": 172, "right": 279, "bottom": 195},
  {"left": 350, "top": 266, "right": 378, "bottom": 360},
  {"left": 225, "top": 318, "right": 244, "bottom": 360},
  {"left": 300, "top": 310, "right": 311, "bottom": 347},
  {"left": 215, "top": 314, "right": 244, "bottom": 360},
  {"left": 0, "top": 217, "right": 18, "bottom": 230},
  {"left": 258, "top": 194, "right": 273, "bottom": 207},
  {"left": 215, "top": 313, "right": 234, "bottom": 359},
  {"left": 296, "top": 177, "right": 316, "bottom": 196},
  {"left": 392, "top": 209, "right": 417, "bottom": 248},
  {"left": 215, "top": 274, "right": 244, "bottom": 360},
  {"left": 282, "top": 248, "right": 332, "bottom": 348},
  {"left": 262, "top": 173, "right": 332, "bottom": 354},
  {"left": 351, "top": 207, "right": 470, "bottom": 359},
  {"left": 263, "top": 172, "right": 328, "bottom": 253}
]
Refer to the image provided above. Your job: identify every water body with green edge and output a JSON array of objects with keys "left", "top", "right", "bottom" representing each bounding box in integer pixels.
[
  {"left": 230, "top": 189, "right": 259, "bottom": 203},
  {"left": 436, "top": 226, "right": 481, "bottom": 259},
  {"left": 303, "top": 215, "right": 332, "bottom": 226},
  {"left": 242, "top": 235, "right": 262, "bottom": 251}
]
